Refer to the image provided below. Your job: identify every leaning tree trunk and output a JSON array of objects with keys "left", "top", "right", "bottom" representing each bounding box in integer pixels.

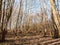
[{"left": 50, "top": 0, "right": 60, "bottom": 38}]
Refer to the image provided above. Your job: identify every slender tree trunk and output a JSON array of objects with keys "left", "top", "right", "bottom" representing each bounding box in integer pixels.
[
  {"left": 0, "top": 0, "right": 2, "bottom": 21},
  {"left": 0, "top": 0, "right": 3, "bottom": 41},
  {"left": 50, "top": 0, "right": 60, "bottom": 38},
  {"left": 0, "top": 0, "right": 2, "bottom": 30},
  {"left": 15, "top": 0, "right": 23, "bottom": 36},
  {"left": 1, "top": 0, "right": 5, "bottom": 41}
]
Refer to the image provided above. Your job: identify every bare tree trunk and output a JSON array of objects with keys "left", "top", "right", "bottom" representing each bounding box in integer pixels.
[
  {"left": 0, "top": 0, "right": 2, "bottom": 33},
  {"left": 0, "top": 0, "right": 3, "bottom": 41},
  {"left": 1, "top": 0, "right": 6, "bottom": 41},
  {"left": 15, "top": 0, "right": 23, "bottom": 36},
  {"left": 50, "top": 0, "right": 60, "bottom": 38},
  {"left": 0, "top": 0, "right": 14, "bottom": 41},
  {"left": 0, "top": 0, "right": 2, "bottom": 21}
]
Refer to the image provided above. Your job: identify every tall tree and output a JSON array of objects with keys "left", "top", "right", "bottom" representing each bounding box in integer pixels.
[
  {"left": 0, "top": 0, "right": 14, "bottom": 41},
  {"left": 50, "top": 0, "right": 60, "bottom": 38},
  {"left": 0, "top": 0, "right": 2, "bottom": 20},
  {"left": 15, "top": 0, "right": 23, "bottom": 35}
]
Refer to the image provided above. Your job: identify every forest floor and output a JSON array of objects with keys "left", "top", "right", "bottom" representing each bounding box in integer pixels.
[
  {"left": 0, "top": 31, "right": 60, "bottom": 45},
  {"left": 0, "top": 35, "right": 60, "bottom": 45}
]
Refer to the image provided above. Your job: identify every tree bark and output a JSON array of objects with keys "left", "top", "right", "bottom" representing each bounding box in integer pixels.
[
  {"left": 0, "top": 0, "right": 2, "bottom": 21},
  {"left": 50, "top": 0, "right": 60, "bottom": 38},
  {"left": 0, "top": 0, "right": 14, "bottom": 41}
]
